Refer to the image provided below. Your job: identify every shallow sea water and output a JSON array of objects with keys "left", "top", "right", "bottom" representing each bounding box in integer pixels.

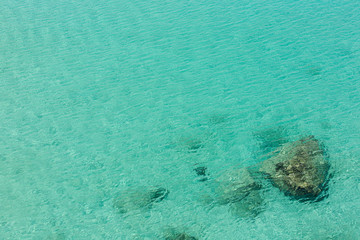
[{"left": 1, "top": 0, "right": 360, "bottom": 239}]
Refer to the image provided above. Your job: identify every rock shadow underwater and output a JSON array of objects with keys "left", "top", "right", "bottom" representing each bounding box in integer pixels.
[
  {"left": 162, "top": 227, "right": 199, "bottom": 240},
  {"left": 180, "top": 136, "right": 204, "bottom": 153},
  {"left": 113, "top": 186, "right": 169, "bottom": 214}
]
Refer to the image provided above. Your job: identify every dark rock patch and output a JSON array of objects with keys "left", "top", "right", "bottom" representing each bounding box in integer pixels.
[
  {"left": 194, "top": 166, "right": 207, "bottom": 176},
  {"left": 150, "top": 187, "right": 170, "bottom": 202},
  {"left": 193, "top": 166, "right": 209, "bottom": 182},
  {"left": 165, "top": 232, "right": 198, "bottom": 240}
]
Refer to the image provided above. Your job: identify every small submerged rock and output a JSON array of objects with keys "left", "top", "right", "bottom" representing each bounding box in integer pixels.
[
  {"left": 193, "top": 166, "right": 209, "bottom": 182},
  {"left": 260, "top": 135, "right": 329, "bottom": 200},
  {"left": 194, "top": 166, "right": 207, "bottom": 176},
  {"left": 163, "top": 228, "right": 198, "bottom": 240},
  {"left": 113, "top": 186, "right": 169, "bottom": 213},
  {"left": 165, "top": 232, "right": 198, "bottom": 240},
  {"left": 215, "top": 168, "right": 263, "bottom": 217}
]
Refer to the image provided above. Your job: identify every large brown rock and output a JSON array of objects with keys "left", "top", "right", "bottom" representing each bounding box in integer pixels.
[{"left": 260, "top": 136, "right": 329, "bottom": 199}]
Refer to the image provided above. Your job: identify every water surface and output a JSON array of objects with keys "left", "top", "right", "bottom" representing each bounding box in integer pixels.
[{"left": 1, "top": 0, "right": 360, "bottom": 239}]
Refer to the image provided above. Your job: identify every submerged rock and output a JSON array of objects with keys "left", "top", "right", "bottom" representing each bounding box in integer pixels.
[
  {"left": 216, "top": 168, "right": 263, "bottom": 217},
  {"left": 163, "top": 228, "right": 198, "bottom": 240},
  {"left": 113, "top": 186, "right": 169, "bottom": 213},
  {"left": 194, "top": 166, "right": 207, "bottom": 176},
  {"left": 164, "top": 232, "right": 198, "bottom": 240},
  {"left": 260, "top": 135, "right": 329, "bottom": 200},
  {"left": 193, "top": 166, "right": 209, "bottom": 182}
]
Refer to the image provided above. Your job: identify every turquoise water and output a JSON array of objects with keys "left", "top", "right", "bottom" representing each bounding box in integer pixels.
[{"left": 1, "top": 0, "right": 360, "bottom": 239}]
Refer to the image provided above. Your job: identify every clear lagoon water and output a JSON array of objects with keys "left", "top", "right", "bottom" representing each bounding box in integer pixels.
[{"left": 1, "top": 0, "right": 360, "bottom": 239}]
